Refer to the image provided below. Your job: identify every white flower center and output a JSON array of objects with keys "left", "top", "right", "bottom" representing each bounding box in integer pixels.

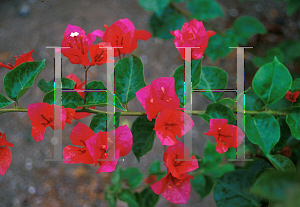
[{"left": 70, "top": 32, "right": 79, "bottom": 37}]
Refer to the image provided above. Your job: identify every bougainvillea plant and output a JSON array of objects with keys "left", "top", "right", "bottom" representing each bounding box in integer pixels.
[{"left": 1, "top": 1, "right": 300, "bottom": 206}]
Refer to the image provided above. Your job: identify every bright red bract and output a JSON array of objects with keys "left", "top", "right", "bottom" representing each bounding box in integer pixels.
[{"left": 0, "top": 132, "right": 14, "bottom": 176}]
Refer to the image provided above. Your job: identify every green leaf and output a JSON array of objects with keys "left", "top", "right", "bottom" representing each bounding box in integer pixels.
[
  {"left": 187, "top": 0, "right": 224, "bottom": 21},
  {"left": 205, "top": 103, "right": 236, "bottom": 125},
  {"left": 131, "top": 116, "right": 156, "bottom": 162},
  {"left": 233, "top": 16, "right": 267, "bottom": 45},
  {"left": 199, "top": 114, "right": 211, "bottom": 124},
  {"left": 267, "top": 154, "right": 296, "bottom": 172},
  {"left": 89, "top": 112, "right": 121, "bottom": 133},
  {"left": 191, "top": 174, "right": 214, "bottom": 199},
  {"left": 286, "top": 0, "right": 300, "bottom": 15},
  {"left": 268, "top": 96, "right": 292, "bottom": 111},
  {"left": 111, "top": 165, "right": 122, "bottom": 186},
  {"left": 214, "top": 170, "right": 260, "bottom": 207},
  {"left": 252, "top": 57, "right": 292, "bottom": 105},
  {"left": 114, "top": 55, "right": 146, "bottom": 104},
  {"left": 218, "top": 98, "right": 236, "bottom": 108},
  {"left": 205, "top": 30, "right": 238, "bottom": 62},
  {"left": 79, "top": 81, "right": 125, "bottom": 111},
  {"left": 245, "top": 89, "right": 265, "bottom": 111},
  {"left": 245, "top": 113, "right": 280, "bottom": 155},
  {"left": 291, "top": 78, "right": 300, "bottom": 91},
  {"left": 43, "top": 89, "right": 84, "bottom": 109},
  {"left": 277, "top": 40, "right": 300, "bottom": 64},
  {"left": 135, "top": 188, "right": 160, "bottom": 207},
  {"left": 173, "top": 58, "right": 202, "bottom": 105},
  {"left": 196, "top": 66, "right": 228, "bottom": 102},
  {"left": 137, "top": 0, "right": 171, "bottom": 17},
  {"left": 286, "top": 108, "right": 300, "bottom": 139},
  {"left": 273, "top": 116, "right": 291, "bottom": 152},
  {"left": 250, "top": 170, "right": 299, "bottom": 202},
  {"left": 37, "top": 77, "right": 76, "bottom": 93},
  {"left": 252, "top": 47, "right": 285, "bottom": 68},
  {"left": 0, "top": 93, "right": 13, "bottom": 109},
  {"left": 4, "top": 60, "right": 45, "bottom": 101},
  {"left": 149, "top": 160, "right": 160, "bottom": 174},
  {"left": 118, "top": 189, "right": 139, "bottom": 207},
  {"left": 123, "top": 167, "right": 144, "bottom": 189},
  {"left": 149, "top": 6, "right": 185, "bottom": 39},
  {"left": 105, "top": 185, "right": 117, "bottom": 207}
]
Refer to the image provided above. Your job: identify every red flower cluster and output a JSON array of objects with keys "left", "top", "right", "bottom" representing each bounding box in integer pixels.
[
  {"left": 65, "top": 73, "right": 96, "bottom": 119},
  {"left": 171, "top": 19, "right": 216, "bottom": 61},
  {"left": 0, "top": 49, "right": 34, "bottom": 70},
  {"left": 28, "top": 103, "right": 75, "bottom": 142},
  {"left": 63, "top": 123, "right": 132, "bottom": 173},
  {"left": 204, "top": 119, "right": 245, "bottom": 153},
  {"left": 60, "top": 19, "right": 151, "bottom": 66},
  {"left": 286, "top": 91, "right": 299, "bottom": 103},
  {"left": 0, "top": 132, "right": 14, "bottom": 176},
  {"left": 151, "top": 141, "right": 198, "bottom": 204},
  {"left": 136, "top": 77, "right": 194, "bottom": 146}
]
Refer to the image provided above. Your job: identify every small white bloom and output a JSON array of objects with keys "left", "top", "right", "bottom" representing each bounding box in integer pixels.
[{"left": 70, "top": 32, "right": 79, "bottom": 37}]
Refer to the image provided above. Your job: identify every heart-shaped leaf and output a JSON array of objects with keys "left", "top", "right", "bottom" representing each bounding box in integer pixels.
[
  {"left": 196, "top": 66, "right": 228, "bottom": 102},
  {"left": 245, "top": 113, "right": 280, "bottom": 155},
  {"left": 114, "top": 55, "right": 146, "bottom": 104},
  {"left": 4, "top": 60, "right": 45, "bottom": 101},
  {"left": 252, "top": 57, "right": 292, "bottom": 105}
]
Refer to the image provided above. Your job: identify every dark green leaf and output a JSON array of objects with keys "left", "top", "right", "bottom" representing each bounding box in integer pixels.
[
  {"left": 123, "top": 167, "right": 144, "bottom": 189},
  {"left": 277, "top": 40, "right": 300, "bottom": 64},
  {"left": 268, "top": 96, "right": 292, "bottom": 111},
  {"left": 233, "top": 16, "right": 267, "bottom": 45},
  {"left": 4, "top": 60, "right": 45, "bottom": 101},
  {"left": 132, "top": 116, "right": 156, "bottom": 162},
  {"left": 245, "top": 113, "right": 280, "bottom": 155},
  {"left": 118, "top": 189, "right": 139, "bottom": 207},
  {"left": 205, "top": 103, "right": 236, "bottom": 125},
  {"left": 0, "top": 93, "right": 13, "bottom": 109},
  {"left": 105, "top": 185, "right": 117, "bottom": 207},
  {"left": 191, "top": 174, "right": 214, "bottom": 199},
  {"left": 37, "top": 77, "right": 76, "bottom": 94},
  {"left": 218, "top": 98, "right": 236, "bottom": 108},
  {"left": 89, "top": 112, "right": 121, "bottom": 133},
  {"left": 43, "top": 89, "right": 84, "bottom": 109},
  {"left": 79, "top": 81, "right": 125, "bottom": 111},
  {"left": 214, "top": 170, "right": 260, "bottom": 207},
  {"left": 205, "top": 30, "right": 238, "bottom": 62},
  {"left": 250, "top": 170, "right": 299, "bottom": 202},
  {"left": 273, "top": 116, "right": 291, "bottom": 151},
  {"left": 286, "top": 108, "right": 300, "bottom": 139},
  {"left": 252, "top": 47, "right": 285, "bottom": 68},
  {"left": 286, "top": 0, "right": 300, "bottom": 15},
  {"left": 187, "top": 0, "right": 224, "bottom": 21},
  {"left": 114, "top": 55, "right": 146, "bottom": 104},
  {"left": 173, "top": 58, "right": 202, "bottom": 105},
  {"left": 196, "top": 66, "right": 228, "bottom": 102},
  {"left": 252, "top": 57, "right": 292, "bottom": 105},
  {"left": 245, "top": 89, "right": 265, "bottom": 111},
  {"left": 138, "top": 0, "right": 171, "bottom": 17},
  {"left": 135, "top": 188, "right": 160, "bottom": 207},
  {"left": 111, "top": 165, "right": 122, "bottom": 186},
  {"left": 149, "top": 160, "right": 160, "bottom": 174},
  {"left": 267, "top": 154, "right": 296, "bottom": 172},
  {"left": 199, "top": 114, "right": 211, "bottom": 124},
  {"left": 149, "top": 6, "right": 185, "bottom": 39}
]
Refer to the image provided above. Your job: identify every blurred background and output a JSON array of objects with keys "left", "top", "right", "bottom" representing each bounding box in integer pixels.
[{"left": 0, "top": 0, "right": 299, "bottom": 206}]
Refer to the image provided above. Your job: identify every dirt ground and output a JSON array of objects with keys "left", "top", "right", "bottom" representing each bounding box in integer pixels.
[{"left": 0, "top": 0, "right": 299, "bottom": 206}]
